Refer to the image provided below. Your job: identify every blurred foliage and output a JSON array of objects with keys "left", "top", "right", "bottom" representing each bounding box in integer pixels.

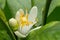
[
  {"left": 0, "top": 0, "right": 60, "bottom": 40},
  {"left": 0, "top": 9, "right": 16, "bottom": 40},
  {"left": 0, "top": 0, "right": 6, "bottom": 9},
  {"left": 0, "top": 19, "right": 11, "bottom": 40}
]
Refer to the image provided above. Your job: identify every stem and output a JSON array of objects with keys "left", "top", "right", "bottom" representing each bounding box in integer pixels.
[
  {"left": 31, "top": 0, "right": 34, "bottom": 7},
  {"left": 42, "top": 0, "right": 52, "bottom": 26}
]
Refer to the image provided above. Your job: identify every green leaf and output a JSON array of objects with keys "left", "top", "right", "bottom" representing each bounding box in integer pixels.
[
  {"left": 0, "top": 30, "right": 11, "bottom": 40},
  {"left": 25, "top": 21, "right": 60, "bottom": 40},
  {"left": 0, "top": 0, "right": 6, "bottom": 9},
  {"left": 0, "top": 9, "right": 16, "bottom": 40},
  {"left": 47, "top": 0, "right": 60, "bottom": 23},
  {"left": 0, "top": 9, "right": 8, "bottom": 25},
  {"left": 4, "top": 3, "right": 13, "bottom": 20},
  {"left": 7, "top": 0, "right": 31, "bottom": 16}
]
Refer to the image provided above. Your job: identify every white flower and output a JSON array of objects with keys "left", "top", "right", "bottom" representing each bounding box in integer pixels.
[{"left": 9, "top": 6, "right": 38, "bottom": 38}]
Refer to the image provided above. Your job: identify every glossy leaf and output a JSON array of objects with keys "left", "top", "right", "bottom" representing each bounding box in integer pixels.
[
  {"left": 47, "top": 0, "right": 60, "bottom": 23},
  {"left": 25, "top": 21, "right": 60, "bottom": 40}
]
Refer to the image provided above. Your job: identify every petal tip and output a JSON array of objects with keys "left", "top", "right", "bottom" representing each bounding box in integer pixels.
[
  {"left": 32, "top": 6, "right": 37, "bottom": 9},
  {"left": 15, "top": 8, "right": 24, "bottom": 22},
  {"left": 14, "top": 31, "right": 27, "bottom": 38}
]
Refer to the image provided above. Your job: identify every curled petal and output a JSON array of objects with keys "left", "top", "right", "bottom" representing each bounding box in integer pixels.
[
  {"left": 14, "top": 31, "right": 26, "bottom": 38},
  {"left": 30, "top": 26, "right": 41, "bottom": 32}
]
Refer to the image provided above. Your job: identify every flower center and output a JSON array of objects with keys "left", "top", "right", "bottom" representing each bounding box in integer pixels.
[{"left": 20, "top": 10, "right": 33, "bottom": 27}]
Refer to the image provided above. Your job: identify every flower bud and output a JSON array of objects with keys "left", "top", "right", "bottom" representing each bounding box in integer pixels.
[{"left": 9, "top": 18, "right": 18, "bottom": 31}]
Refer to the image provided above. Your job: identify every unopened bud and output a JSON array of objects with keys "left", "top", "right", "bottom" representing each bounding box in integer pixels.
[{"left": 9, "top": 18, "right": 18, "bottom": 31}]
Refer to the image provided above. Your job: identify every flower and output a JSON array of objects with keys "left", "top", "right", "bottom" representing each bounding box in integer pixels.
[{"left": 9, "top": 6, "right": 38, "bottom": 38}]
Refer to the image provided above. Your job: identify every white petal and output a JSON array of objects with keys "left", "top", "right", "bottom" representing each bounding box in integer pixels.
[
  {"left": 9, "top": 18, "right": 18, "bottom": 27},
  {"left": 15, "top": 9, "right": 24, "bottom": 24},
  {"left": 30, "top": 26, "right": 42, "bottom": 32},
  {"left": 14, "top": 31, "right": 26, "bottom": 38},
  {"left": 28, "top": 6, "right": 38, "bottom": 23},
  {"left": 18, "top": 24, "right": 34, "bottom": 35}
]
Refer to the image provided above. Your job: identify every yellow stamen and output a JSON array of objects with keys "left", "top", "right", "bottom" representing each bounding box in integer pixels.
[{"left": 20, "top": 10, "right": 33, "bottom": 27}]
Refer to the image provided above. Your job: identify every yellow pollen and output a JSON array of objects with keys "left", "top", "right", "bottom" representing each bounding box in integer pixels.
[{"left": 20, "top": 10, "right": 33, "bottom": 27}]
